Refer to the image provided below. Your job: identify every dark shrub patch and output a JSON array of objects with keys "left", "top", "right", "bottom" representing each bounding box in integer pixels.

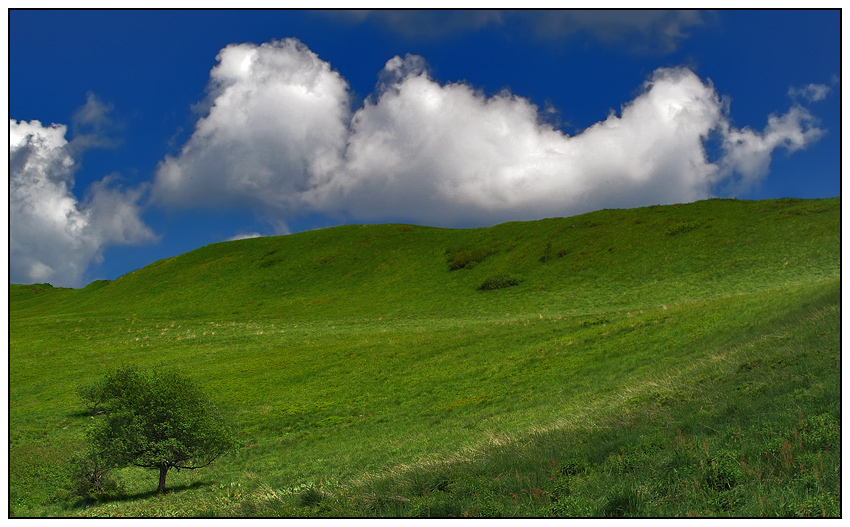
[
  {"left": 479, "top": 274, "right": 523, "bottom": 291},
  {"left": 446, "top": 246, "right": 497, "bottom": 270}
]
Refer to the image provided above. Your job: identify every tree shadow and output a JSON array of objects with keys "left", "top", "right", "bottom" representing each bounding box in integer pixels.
[
  {"left": 69, "top": 481, "right": 210, "bottom": 509},
  {"left": 126, "top": 480, "right": 209, "bottom": 501}
]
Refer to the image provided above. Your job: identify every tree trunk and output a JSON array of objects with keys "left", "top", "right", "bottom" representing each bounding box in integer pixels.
[{"left": 157, "top": 465, "right": 168, "bottom": 494}]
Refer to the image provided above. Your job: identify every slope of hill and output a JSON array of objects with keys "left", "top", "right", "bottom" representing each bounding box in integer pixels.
[
  {"left": 9, "top": 197, "right": 840, "bottom": 517},
  {"left": 11, "top": 197, "right": 839, "bottom": 319}
]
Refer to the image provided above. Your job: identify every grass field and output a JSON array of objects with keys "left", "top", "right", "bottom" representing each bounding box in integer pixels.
[{"left": 8, "top": 197, "right": 841, "bottom": 517}]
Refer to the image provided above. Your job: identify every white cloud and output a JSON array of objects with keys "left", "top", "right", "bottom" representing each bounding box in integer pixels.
[
  {"left": 226, "top": 232, "right": 263, "bottom": 242},
  {"left": 788, "top": 83, "right": 831, "bottom": 103},
  {"left": 319, "top": 64, "right": 727, "bottom": 225},
  {"left": 10, "top": 119, "right": 155, "bottom": 287},
  {"left": 70, "top": 91, "right": 119, "bottom": 151},
  {"left": 716, "top": 105, "right": 823, "bottom": 195},
  {"left": 153, "top": 40, "right": 824, "bottom": 229},
  {"left": 152, "top": 38, "right": 352, "bottom": 213}
]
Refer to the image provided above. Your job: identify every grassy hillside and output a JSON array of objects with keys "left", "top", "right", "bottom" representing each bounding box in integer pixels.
[{"left": 9, "top": 197, "right": 841, "bottom": 517}]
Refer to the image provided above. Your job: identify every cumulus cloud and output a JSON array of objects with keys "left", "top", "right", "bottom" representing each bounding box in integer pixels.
[
  {"left": 153, "top": 38, "right": 351, "bottom": 212},
  {"left": 324, "top": 63, "right": 725, "bottom": 225},
  {"left": 10, "top": 118, "right": 155, "bottom": 287},
  {"left": 153, "top": 39, "right": 824, "bottom": 229}
]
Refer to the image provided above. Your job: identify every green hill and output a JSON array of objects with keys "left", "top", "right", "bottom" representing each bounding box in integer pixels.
[
  {"left": 9, "top": 197, "right": 841, "bottom": 517},
  {"left": 11, "top": 197, "right": 839, "bottom": 319}
]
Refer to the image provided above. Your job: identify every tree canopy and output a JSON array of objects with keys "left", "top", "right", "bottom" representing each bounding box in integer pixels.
[{"left": 78, "top": 365, "right": 236, "bottom": 494}]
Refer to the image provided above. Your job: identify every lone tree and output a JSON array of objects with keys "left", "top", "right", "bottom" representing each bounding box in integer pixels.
[{"left": 78, "top": 365, "right": 236, "bottom": 494}]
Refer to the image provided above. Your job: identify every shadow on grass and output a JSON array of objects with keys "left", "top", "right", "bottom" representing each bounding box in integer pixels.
[
  {"left": 68, "top": 409, "right": 99, "bottom": 418},
  {"left": 70, "top": 481, "right": 210, "bottom": 509},
  {"left": 122, "top": 480, "right": 209, "bottom": 502}
]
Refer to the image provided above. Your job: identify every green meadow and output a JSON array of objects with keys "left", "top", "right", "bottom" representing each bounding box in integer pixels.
[{"left": 9, "top": 197, "right": 840, "bottom": 517}]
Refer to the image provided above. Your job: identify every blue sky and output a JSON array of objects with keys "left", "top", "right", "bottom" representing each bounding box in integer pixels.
[{"left": 9, "top": 9, "right": 841, "bottom": 287}]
